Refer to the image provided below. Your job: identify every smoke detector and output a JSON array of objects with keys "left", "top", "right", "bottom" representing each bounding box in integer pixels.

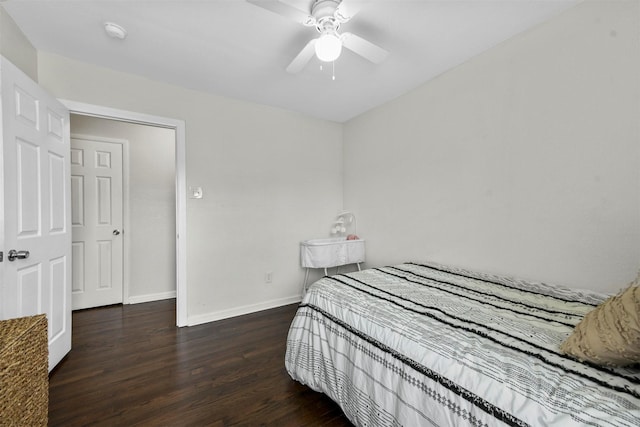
[{"left": 104, "top": 22, "right": 127, "bottom": 40}]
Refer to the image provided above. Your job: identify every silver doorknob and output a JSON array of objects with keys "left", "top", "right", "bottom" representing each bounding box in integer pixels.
[
  {"left": 8, "top": 250, "right": 30, "bottom": 261},
  {"left": 113, "top": 229, "right": 121, "bottom": 236}
]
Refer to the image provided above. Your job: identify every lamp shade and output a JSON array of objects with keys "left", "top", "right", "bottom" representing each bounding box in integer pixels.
[{"left": 315, "top": 31, "right": 342, "bottom": 62}]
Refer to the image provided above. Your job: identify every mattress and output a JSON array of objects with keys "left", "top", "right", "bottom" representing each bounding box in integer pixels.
[{"left": 285, "top": 262, "right": 640, "bottom": 426}]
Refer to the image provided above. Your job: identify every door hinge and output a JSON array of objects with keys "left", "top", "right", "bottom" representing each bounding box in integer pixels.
[{"left": 0, "top": 251, "right": 3, "bottom": 262}]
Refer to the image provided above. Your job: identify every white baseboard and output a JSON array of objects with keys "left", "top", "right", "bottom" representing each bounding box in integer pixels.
[
  {"left": 186, "top": 294, "right": 303, "bottom": 327},
  {"left": 127, "top": 290, "right": 177, "bottom": 305}
]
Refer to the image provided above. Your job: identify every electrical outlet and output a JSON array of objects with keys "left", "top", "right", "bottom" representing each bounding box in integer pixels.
[{"left": 265, "top": 272, "right": 273, "bottom": 283}]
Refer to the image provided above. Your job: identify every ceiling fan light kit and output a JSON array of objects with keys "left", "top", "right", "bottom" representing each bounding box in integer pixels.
[
  {"left": 315, "top": 30, "right": 342, "bottom": 62},
  {"left": 248, "top": 0, "right": 388, "bottom": 73}
]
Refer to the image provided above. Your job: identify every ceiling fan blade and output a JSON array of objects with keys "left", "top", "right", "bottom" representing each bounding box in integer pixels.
[
  {"left": 286, "top": 38, "right": 317, "bottom": 73},
  {"left": 341, "top": 32, "right": 388, "bottom": 64},
  {"left": 334, "top": 0, "right": 366, "bottom": 23},
  {"left": 247, "top": 0, "right": 315, "bottom": 26}
]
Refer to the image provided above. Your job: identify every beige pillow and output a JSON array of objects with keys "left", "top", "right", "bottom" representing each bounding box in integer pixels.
[{"left": 560, "top": 282, "right": 640, "bottom": 367}]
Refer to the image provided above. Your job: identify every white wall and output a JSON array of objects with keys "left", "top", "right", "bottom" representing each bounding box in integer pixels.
[
  {"left": 343, "top": 0, "right": 640, "bottom": 294},
  {"left": 70, "top": 115, "right": 177, "bottom": 302},
  {"left": 37, "top": 53, "right": 343, "bottom": 322}
]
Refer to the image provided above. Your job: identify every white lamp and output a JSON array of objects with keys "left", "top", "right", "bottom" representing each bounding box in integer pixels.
[{"left": 315, "top": 30, "right": 342, "bottom": 62}]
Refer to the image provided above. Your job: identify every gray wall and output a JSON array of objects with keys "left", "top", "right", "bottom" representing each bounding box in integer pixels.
[{"left": 343, "top": 0, "right": 640, "bottom": 294}]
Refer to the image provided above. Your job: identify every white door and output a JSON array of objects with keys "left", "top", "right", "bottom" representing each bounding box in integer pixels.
[
  {"left": 0, "top": 56, "right": 72, "bottom": 371},
  {"left": 71, "top": 137, "right": 123, "bottom": 310}
]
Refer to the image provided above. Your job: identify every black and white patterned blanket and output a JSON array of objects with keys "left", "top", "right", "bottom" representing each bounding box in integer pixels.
[{"left": 285, "top": 262, "right": 640, "bottom": 426}]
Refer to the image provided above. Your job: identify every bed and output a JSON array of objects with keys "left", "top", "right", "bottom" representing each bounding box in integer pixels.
[{"left": 285, "top": 261, "right": 640, "bottom": 426}]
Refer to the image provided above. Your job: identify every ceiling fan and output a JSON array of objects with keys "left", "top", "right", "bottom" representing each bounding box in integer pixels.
[{"left": 247, "top": 0, "right": 389, "bottom": 73}]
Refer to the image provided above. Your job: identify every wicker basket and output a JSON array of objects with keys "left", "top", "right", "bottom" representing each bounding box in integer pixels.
[{"left": 0, "top": 314, "right": 48, "bottom": 426}]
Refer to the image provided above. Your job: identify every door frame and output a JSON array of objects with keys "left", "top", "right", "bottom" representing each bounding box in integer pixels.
[
  {"left": 71, "top": 134, "right": 129, "bottom": 307},
  {"left": 62, "top": 100, "right": 188, "bottom": 327}
]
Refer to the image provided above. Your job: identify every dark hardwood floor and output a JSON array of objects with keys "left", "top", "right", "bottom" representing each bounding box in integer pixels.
[{"left": 49, "top": 299, "right": 352, "bottom": 426}]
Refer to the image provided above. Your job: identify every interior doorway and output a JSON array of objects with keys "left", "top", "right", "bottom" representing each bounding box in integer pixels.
[
  {"left": 63, "top": 100, "right": 188, "bottom": 327},
  {"left": 70, "top": 116, "right": 178, "bottom": 311}
]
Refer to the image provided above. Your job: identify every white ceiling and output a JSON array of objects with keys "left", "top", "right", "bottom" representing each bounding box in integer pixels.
[{"left": 2, "top": 0, "right": 579, "bottom": 122}]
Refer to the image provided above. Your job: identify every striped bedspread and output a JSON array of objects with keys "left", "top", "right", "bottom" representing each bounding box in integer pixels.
[{"left": 285, "top": 262, "right": 640, "bottom": 427}]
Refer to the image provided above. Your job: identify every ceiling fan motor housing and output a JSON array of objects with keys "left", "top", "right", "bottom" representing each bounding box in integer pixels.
[{"left": 312, "top": 0, "right": 341, "bottom": 32}]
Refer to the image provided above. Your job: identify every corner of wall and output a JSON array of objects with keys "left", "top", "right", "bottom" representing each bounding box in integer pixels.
[
  {"left": 0, "top": 6, "right": 38, "bottom": 81},
  {"left": 339, "top": 120, "right": 346, "bottom": 211}
]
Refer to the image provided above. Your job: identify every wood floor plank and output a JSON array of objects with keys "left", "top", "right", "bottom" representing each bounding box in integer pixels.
[{"left": 48, "top": 300, "right": 352, "bottom": 426}]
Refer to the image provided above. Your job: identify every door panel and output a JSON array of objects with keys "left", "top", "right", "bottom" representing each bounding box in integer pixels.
[
  {"left": 49, "top": 256, "right": 67, "bottom": 341},
  {"left": 71, "top": 175, "right": 84, "bottom": 224},
  {"left": 97, "top": 176, "right": 112, "bottom": 224},
  {"left": 16, "top": 264, "right": 41, "bottom": 315},
  {"left": 71, "top": 242, "right": 85, "bottom": 294},
  {"left": 16, "top": 139, "right": 40, "bottom": 235},
  {"left": 71, "top": 137, "right": 123, "bottom": 310},
  {"left": 49, "top": 153, "right": 66, "bottom": 232},
  {"left": 1, "top": 56, "right": 72, "bottom": 371}
]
